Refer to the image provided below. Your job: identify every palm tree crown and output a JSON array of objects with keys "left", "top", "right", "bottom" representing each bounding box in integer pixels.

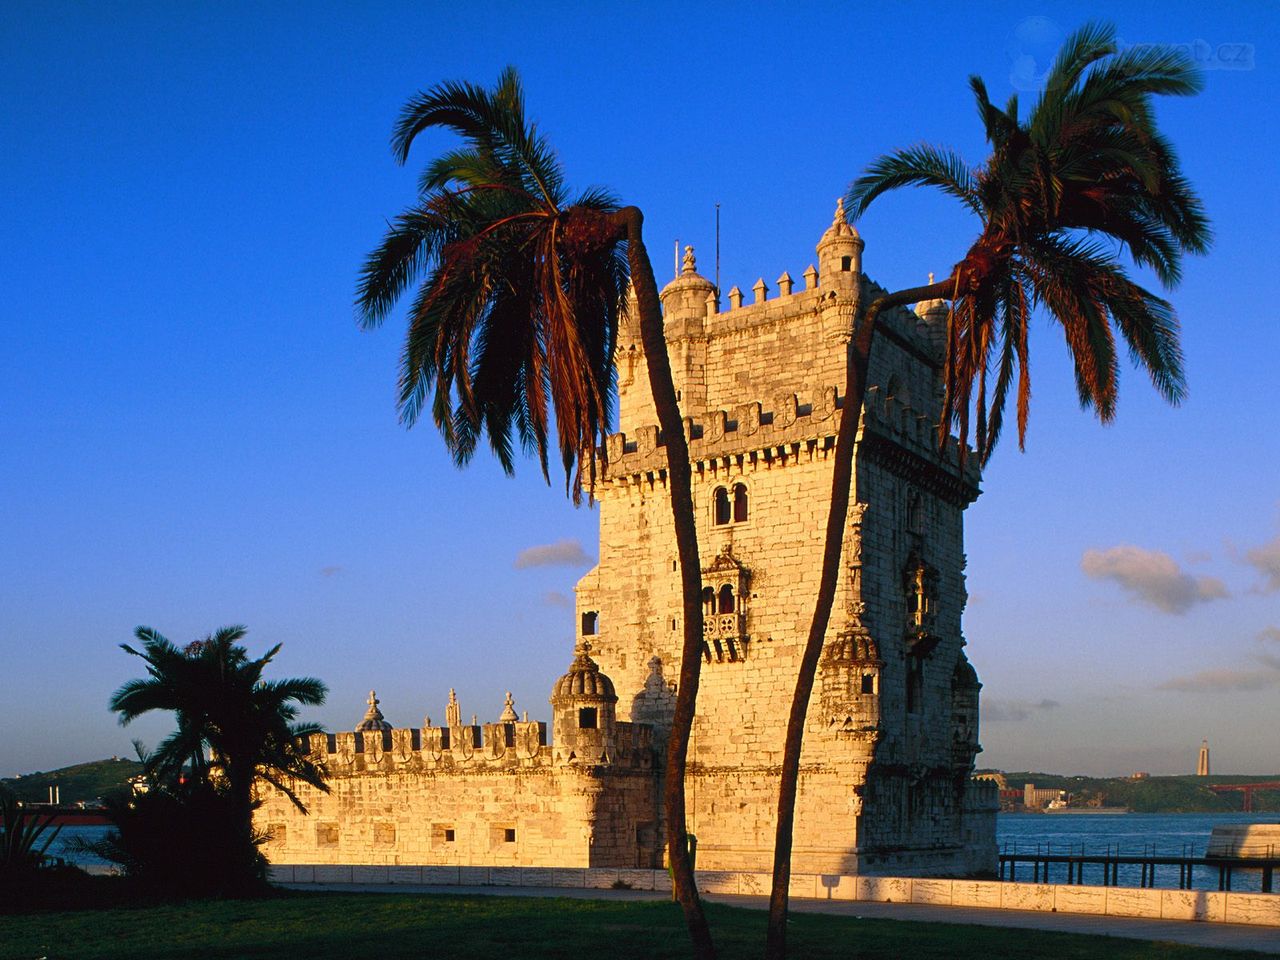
[
  {"left": 848, "top": 22, "right": 1210, "bottom": 462},
  {"left": 357, "top": 66, "right": 629, "bottom": 500},
  {"left": 110, "top": 625, "right": 328, "bottom": 811}
]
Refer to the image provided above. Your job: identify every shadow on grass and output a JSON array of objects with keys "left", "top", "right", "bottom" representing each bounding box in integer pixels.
[{"left": 0, "top": 893, "right": 1265, "bottom": 960}]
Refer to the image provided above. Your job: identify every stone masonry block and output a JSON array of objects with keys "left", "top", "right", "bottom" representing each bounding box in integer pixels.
[
  {"left": 522, "top": 867, "right": 555, "bottom": 886},
  {"left": 910, "top": 879, "right": 953, "bottom": 905},
  {"left": 489, "top": 867, "right": 521, "bottom": 886},
  {"left": 1001, "top": 882, "right": 1054, "bottom": 912},
  {"left": 351, "top": 865, "right": 390, "bottom": 884},
  {"left": 738, "top": 872, "right": 770, "bottom": 896},
  {"left": 584, "top": 868, "right": 620, "bottom": 889},
  {"left": 388, "top": 865, "right": 423, "bottom": 884},
  {"left": 313, "top": 865, "right": 354, "bottom": 884},
  {"left": 266, "top": 865, "right": 294, "bottom": 883},
  {"left": 458, "top": 866, "right": 489, "bottom": 886},
  {"left": 817, "top": 874, "right": 857, "bottom": 900},
  {"left": 1053, "top": 884, "right": 1108, "bottom": 916},
  {"left": 291, "top": 865, "right": 315, "bottom": 884},
  {"left": 1160, "top": 889, "right": 1226, "bottom": 923},
  {"left": 1106, "top": 886, "right": 1162, "bottom": 918},
  {"left": 1224, "top": 893, "right": 1280, "bottom": 926},
  {"left": 696, "top": 871, "right": 738, "bottom": 895},
  {"left": 422, "top": 866, "right": 460, "bottom": 885},
  {"left": 951, "top": 880, "right": 1001, "bottom": 908},
  {"left": 857, "top": 877, "right": 911, "bottom": 903},
  {"left": 788, "top": 874, "right": 818, "bottom": 899},
  {"left": 553, "top": 868, "right": 586, "bottom": 888}
]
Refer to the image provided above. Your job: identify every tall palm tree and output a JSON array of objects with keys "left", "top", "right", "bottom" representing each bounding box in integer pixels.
[
  {"left": 110, "top": 626, "right": 329, "bottom": 862},
  {"left": 765, "top": 23, "right": 1209, "bottom": 958},
  {"left": 356, "top": 69, "right": 716, "bottom": 957}
]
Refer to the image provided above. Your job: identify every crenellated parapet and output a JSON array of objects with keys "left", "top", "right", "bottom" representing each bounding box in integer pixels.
[
  {"left": 600, "top": 380, "right": 980, "bottom": 506},
  {"left": 304, "top": 648, "right": 656, "bottom": 778}
]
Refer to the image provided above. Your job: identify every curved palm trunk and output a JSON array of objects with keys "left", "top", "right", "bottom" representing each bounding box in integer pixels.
[
  {"left": 764, "top": 276, "right": 957, "bottom": 960},
  {"left": 616, "top": 206, "right": 716, "bottom": 960}
]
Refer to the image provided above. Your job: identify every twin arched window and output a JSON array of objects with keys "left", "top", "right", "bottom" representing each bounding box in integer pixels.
[
  {"left": 702, "top": 584, "right": 738, "bottom": 616},
  {"left": 713, "top": 484, "right": 749, "bottom": 525}
]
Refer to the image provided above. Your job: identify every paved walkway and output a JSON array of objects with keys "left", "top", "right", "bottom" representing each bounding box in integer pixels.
[{"left": 282, "top": 882, "right": 1280, "bottom": 954}]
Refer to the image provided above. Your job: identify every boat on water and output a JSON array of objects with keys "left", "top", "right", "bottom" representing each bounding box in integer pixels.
[{"left": 1044, "top": 799, "right": 1129, "bottom": 814}]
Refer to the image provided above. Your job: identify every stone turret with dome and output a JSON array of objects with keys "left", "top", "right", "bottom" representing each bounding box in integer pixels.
[
  {"left": 355, "top": 690, "right": 392, "bottom": 732},
  {"left": 550, "top": 641, "right": 619, "bottom": 765},
  {"left": 816, "top": 197, "right": 864, "bottom": 292}
]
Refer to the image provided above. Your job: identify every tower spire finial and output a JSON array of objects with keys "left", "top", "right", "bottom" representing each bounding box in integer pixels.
[
  {"left": 682, "top": 244, "right": 697, "bottom": 275},
  {"left": 833, "top": 197, "right": 846, "bottom": 227}
]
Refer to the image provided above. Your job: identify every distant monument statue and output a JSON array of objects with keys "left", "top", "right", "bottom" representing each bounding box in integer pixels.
[{"left": 1197, "top": 738, "right": 1211, "bottom": 777}]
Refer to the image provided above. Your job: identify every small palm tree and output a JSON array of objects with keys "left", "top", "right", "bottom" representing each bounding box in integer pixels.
[
  {"left": 765, "top": 23, "right": 1209, "bottom": 958},
  {"left": 110, "top": 625, "right": 328, "bottom": 889},
  {"left": 357, "top": 69, "right": 715, "bottom": 957}
]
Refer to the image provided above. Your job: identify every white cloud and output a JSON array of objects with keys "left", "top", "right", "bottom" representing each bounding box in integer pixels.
[
  {"left": 542, "top": 590, "right": 573, "bottom": 609},
  {"left": 319, "top": 565, "right": 343, "bottom": 577},
  {"left": 1081, "top": 544, "right": 1228, "bottom": 614},
  {"left": 983, "top": 698, "right": 1060, "bottom": 722},
  {"left": 513, "top": 539, "right": 593, "bottom": 569},
  {"left": 1158, "top": 645, "right": 1280, "bottom": 693},
  {"left": 1244, "top": 533, "right": 1280, "bottom": 593},
  {"left": 1258, "top": 626, "right": 1280, "bottom": 645},
  {"left": 1157, "top": 666, "right": 1280, "bottom": 693}
]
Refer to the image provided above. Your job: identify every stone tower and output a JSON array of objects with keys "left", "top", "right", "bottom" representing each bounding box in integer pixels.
[
  {"left": 576, "top": 203, "right": 996, "bottom": 876},
  {"left": 1198, "top": 739, "right": 1211, "bottom": 777}
]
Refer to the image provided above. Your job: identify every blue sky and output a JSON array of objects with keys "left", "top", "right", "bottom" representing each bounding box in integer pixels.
[{"left": 2, "top": 2, "right": 1277, "bottom": 778}]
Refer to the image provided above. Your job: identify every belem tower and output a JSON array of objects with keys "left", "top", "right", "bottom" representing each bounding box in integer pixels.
[{"left": 257, "top": 204, "right": 999, "bottom": 877}]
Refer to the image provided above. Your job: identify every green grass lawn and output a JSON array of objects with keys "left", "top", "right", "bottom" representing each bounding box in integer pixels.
[{"left": 0, "top": 892, "right": 1265, "bottom": 960}]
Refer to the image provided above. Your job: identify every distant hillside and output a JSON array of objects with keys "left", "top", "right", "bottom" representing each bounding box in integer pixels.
[
  {"left": 2, "top": 757, "right": 142, "bottom": 804},
  {"left": 993, "top": 771, "right": 1280, "bottom": 813}
]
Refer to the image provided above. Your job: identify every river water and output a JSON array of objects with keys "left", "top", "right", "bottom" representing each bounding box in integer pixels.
[
  {"left": 48, "top": 813, "right": 1280, "bottom": 892},
  {"left": 999, "top": 811, "right": 1280, "bottom": 892}
]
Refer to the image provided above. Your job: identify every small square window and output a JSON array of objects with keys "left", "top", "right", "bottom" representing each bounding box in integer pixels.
[
  {"left": 504, "top": 828, "right": 516, "bottom": 843},
  {"left": 578, "top": 707, "right": 598, "bottom": 729},
  {"left": 444, "top": 828, "right": 455, "bottom": 843}
]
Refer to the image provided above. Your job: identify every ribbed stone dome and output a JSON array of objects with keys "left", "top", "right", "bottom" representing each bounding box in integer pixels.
[{"left": 551, "top": 643, "right": 617, "bottom": 703}]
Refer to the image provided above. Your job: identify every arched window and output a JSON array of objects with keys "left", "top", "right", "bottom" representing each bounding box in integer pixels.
[
  {"left": 717, "top": 584, "right": 735, "bottom": 614},
  {"left": 733, "top": 483, "right": 748, "bottom": 522},
  {"left": 713, "top": 487, "right": 730, "bottom": 525},
  {"left": 702, "top": 586, "right": 716, "bottom": 616}
]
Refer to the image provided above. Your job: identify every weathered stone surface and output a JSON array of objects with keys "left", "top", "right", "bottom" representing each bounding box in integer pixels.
[
  {"left": 1106, "top": 886, "right": 1162, "bottom": 918},
  {"left": 422, "top": 865, "right": 459, "bottom": 885},
  {"left": 818, "top": 874, "right": 857, "bottom": 900},
  {"left": 951, "top": 880, "right": 1001, "bottom": 908},
  {"left": 738, "top": 872, "right": 769, "bottom": 896},
  {"left": 1224, "top": 893, "right": 1280, "bottom": 926},
  {"left": 788, "top": 874, "right": 818, "bottom": 899},
  {"left": 1053, "top": 884, "right": 1108, "bottom": 916},
  {"left": 388, "top": 866, "right": 422, "bottom": 884},
  {"left": 313, "top": 865, "right": 353, "bottom": 884},
  {"left": 696, "top": 871, "right": 738, "bottom": 895},
  {"left": 911, "top": 879, "right": 953, "bottom": 905},
  {"left": 1001, "top": 882, "right": 1054, "bottom": 912},
  {"left": 1161, "top": 889, "right": 1226, "bottom": 922},
  {"left": 858, "top": 876, "right": 911, "bottom": 903}
]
